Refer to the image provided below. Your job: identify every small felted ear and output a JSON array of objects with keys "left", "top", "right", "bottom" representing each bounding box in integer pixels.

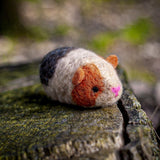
[
  {"left": 106, "top": 55, "right": 118, "bottom": 68},
  {"left": 72, "top": 67, "right": 85, "bottom": 85}
]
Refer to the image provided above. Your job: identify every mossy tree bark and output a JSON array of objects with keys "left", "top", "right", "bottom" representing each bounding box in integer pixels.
[{"left": 0, "top": 63, "right": 159, "bottom": 160}]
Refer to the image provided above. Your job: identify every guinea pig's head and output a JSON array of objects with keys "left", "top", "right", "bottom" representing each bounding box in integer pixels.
[{"left": 71, "top": 55, "right": 123, "bottom": 108}]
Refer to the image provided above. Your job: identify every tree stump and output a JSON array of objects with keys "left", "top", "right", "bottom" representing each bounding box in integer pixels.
[{"left": 0, "top": 63, "right": 159, "bottom": 160}]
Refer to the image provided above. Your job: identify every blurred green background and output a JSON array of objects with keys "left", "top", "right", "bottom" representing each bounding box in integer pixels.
[{"left": 0, "top": 0, "right": 160, "bottom": 134}]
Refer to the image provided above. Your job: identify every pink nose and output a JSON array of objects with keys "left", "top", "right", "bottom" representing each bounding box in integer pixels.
[{"left": 111, "top": 86, "right": 120, "bottom": 97}]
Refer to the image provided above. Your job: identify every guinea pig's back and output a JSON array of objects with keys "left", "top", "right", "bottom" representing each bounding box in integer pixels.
[{"left": 40, "top": 47, "right": 75, "bottom": 86}]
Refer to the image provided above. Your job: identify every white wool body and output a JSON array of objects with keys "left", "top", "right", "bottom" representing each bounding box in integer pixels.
[{"left": 43, "top": 48, "right": 123, "bottom": 107}]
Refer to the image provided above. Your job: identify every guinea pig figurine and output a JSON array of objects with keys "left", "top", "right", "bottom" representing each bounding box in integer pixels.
[{"left": 40, "top": 47, "right": 123, "bottom": 108}]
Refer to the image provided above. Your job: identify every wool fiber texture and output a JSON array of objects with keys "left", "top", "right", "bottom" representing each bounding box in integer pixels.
[{"left": 40, "top": 48, "right": 123, "bottom": 108}]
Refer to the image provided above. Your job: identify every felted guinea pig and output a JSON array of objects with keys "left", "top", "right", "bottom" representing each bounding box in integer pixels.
[{"left": 40, "top": 47, "right": 123, "bottom": 108}]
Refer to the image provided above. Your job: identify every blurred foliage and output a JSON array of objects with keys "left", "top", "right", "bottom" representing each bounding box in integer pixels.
[
  {"left": 27, "top": 24, "right": 71, "bottom": 41},
  {"left": 121, "top": 18, "right": 153, "bottom": 45},
  {"left": 0, "top": 38, "right": 18, "bottom": 63},
  {"left": 82, "top": 0, "right": 136, "bottom": 8},
  {"left": 0, "top": 0, "right": 155, "bottom": 44},
  {"left": 81, "top": 0, "right": 147, "bottom": 13},
  {"left": 0, "top": 0, "right": 73, "bottom": 41},
  {"left": 88, "top": 32, "right": 118, "bottom": 54},
  {"left": 127, "top": 68, "right": 156, "bottom": 84},
  {"left": 27, "top": 26, "right": 50, "bottom": 41},
  {"left": 88, "top": 18, "right": 154, "bottom": 54},
  {"left": 0, "top": 0, "right": 48, "bottom": 40},
  {"left": 52, "top": 25, "right": 71, "bottom": 37}
]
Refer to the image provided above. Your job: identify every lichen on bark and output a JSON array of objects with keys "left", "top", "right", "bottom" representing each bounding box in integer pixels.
[
  {"left": 0, "top": 63, "right": 159, "bottom": 160},
  {"left": 0, "top": 84, "right": 123, "bottom": 159}
]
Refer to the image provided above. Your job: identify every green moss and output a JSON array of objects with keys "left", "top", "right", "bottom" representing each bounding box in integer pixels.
[
  {"left": 0, "top": 84, "right": 71, "bottom": 156},
  {"left": 0, "top": 62, "right": 39, "bottom": 87},
  {"left": 0, "top": 65, "right": 159, "bottom": 159},
  {"left": 0, "top": 83, "right": 123, "bottom": 158},
  {"left": 121, "top": 18, "right": 153, "bottom": 45}
]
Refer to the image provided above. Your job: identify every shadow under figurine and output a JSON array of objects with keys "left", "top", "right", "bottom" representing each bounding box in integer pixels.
[{"left": 40, "top": 47, "right": 123, "bottom": 108}]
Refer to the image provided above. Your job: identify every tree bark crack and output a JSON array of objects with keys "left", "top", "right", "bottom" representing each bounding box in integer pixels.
[{"left": 117, "top": 99, "right": 131, "bottom": 146}]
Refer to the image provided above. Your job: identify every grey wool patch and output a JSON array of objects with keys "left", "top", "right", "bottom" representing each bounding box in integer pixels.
[{"left": 39, "top": 47, "right": 75, "bottom": 86}]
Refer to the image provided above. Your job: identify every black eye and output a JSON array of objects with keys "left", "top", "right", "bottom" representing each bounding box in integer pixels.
[{"left": 92, "top": 86, "right": 99, "bottom": 92}]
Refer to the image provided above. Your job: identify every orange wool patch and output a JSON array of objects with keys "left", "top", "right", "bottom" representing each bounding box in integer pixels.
[{"left": 72, "top": 64, "right": 104, "bottom": 107}]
